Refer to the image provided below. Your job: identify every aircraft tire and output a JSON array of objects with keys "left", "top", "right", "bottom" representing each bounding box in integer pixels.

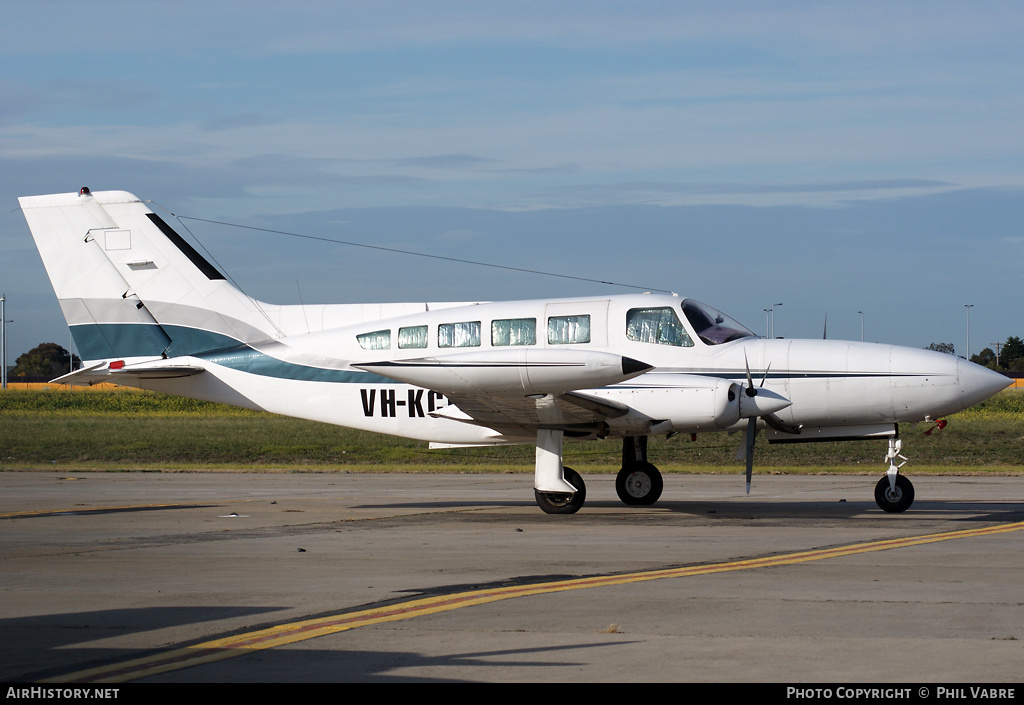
[
  {"left": 535, "top": 467, "right": 586, "bottom": 514},
  {"left": 615, "top": 462, "right": 664, "bottom": 506},
  {"left": 874, "top": 474, "right": 915, "bottom": 513}
]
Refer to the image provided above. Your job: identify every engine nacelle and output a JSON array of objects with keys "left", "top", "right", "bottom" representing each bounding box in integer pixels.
[{"left": 601, "top": 375, "right": 744, "bottom": 435}]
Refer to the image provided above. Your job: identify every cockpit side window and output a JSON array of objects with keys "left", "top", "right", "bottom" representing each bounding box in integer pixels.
[
  {"left": 681, "top": 300, "right": 756, "bottom": 345},
  {"left": 626, "top": 307, "right": 694, "bottom": 347}
]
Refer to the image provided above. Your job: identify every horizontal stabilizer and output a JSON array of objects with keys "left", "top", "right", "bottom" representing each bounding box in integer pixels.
[
  {"left": 49, "top": 363, "right": 109, "bottom": 386},
  {"left": 109, "top": 364, "right": 206, "bottom": 380},
  {"left": 50, "top": 360, "right": 206, "bottom": 386}
]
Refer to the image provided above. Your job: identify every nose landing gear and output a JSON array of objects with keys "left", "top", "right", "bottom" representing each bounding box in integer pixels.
[{"left": 875, "top": 438, "right": 914, "bottom": 513}]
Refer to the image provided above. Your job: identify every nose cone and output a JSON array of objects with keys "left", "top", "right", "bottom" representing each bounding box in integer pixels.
[
  {"left": 958, "top": 359, "right": 1012, "bottom": 408},
  {"left": 739, "top": 387, "right": 792, "bottom": 418}
]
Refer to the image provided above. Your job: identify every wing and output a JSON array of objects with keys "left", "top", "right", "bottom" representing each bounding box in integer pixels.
[
  {"left": 433, "top": 390, "right": 631, "bottom": 438},
  {"left": 353, "top": 349, "right": 651, "bottom": 396},
  {"left": 354, "top": 349, "right": 651, "bottom": 439}
]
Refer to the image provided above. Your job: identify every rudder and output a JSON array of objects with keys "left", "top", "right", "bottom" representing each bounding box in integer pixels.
[{"left": 19, "top": 188, "right": 279, "bottom": 363}]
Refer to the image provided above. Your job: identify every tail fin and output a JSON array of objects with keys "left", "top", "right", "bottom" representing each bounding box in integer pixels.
[{"left": 19, "top": 188, "right": 279, "bottom": 363}]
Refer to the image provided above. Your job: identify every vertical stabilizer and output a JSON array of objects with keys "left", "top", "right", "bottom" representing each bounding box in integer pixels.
[{"left": 19, "top": 189, "right": 279, "bottom": 362}]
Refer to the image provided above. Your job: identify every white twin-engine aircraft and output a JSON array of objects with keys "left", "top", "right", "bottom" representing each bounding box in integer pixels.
[{"left": 20, "top": 189, "right": 1011, "bottom": 514}]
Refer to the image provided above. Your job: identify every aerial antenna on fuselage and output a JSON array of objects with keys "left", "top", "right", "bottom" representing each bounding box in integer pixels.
[
  {"left": 148, "top": 202, "right": 286, "bottom": 339},
  {"left": 296, "top": 279, "right": 310, "bottom": 334},
  {"left": 172, "top": 214, "right": 673, "bottom": 293}
]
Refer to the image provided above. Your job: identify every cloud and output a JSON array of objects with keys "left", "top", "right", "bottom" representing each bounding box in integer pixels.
[
  {"left": 198, "top": 113, "right": 270, "bottom": 133},
  {"left": 391, "top": 154, "right": 498, "bottom": 170},
  {"left": 526, "top": 179, "right": 958, "bottom": 209}
]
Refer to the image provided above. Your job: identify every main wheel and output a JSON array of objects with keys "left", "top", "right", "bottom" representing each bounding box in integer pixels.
[
  {"left": 615, "top": 462, "right": 664, "bottom": 506},
  {"left": 535, "top": 467, "right": 586, "bottom": 515},
  {"left": 874, "top": 474, "right": 915, "bottom": 513}
]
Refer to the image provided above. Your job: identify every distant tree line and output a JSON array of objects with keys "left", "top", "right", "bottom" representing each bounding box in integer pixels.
[
  {"left": 927, "top": 337, "right": 1024, "bottom": 374},
  {"left": 8, "top": 343, "right": 81, "bottom": 379},
  {"left": 971, "top": 336, "right": 1024, "bottom": 373}
]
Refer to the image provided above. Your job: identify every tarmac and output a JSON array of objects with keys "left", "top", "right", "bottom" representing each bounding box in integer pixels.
[{"left": 2, "top": 471, "right": 1023, "bottom": 683}]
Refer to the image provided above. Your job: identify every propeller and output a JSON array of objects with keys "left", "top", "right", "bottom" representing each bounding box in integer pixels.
[
  {"left": 738, "top": 352, "right": 790, "bottom": 494},
  {"left": 743, "top": 353, "right": 758, "bottom": 494}
]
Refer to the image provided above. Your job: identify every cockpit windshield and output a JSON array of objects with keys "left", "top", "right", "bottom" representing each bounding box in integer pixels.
[{"left": 681, "top": 299, "right": 757, "bottom": 345}]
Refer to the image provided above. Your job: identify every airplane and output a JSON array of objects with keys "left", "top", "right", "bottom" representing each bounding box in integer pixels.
[{"left": 18, "top": 188, "right": 1012, "bottom": 514}]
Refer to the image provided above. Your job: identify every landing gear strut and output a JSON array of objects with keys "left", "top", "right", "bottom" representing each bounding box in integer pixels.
[
  {"left": 533, "top": 429, "right": 586, "bottom": 514},
  {"left": 615, "top": 436, "right": 664, "bottom": 506},
  {"left": 535, "top": 467, "right": 587, "bottom": 515},
  {"left": 874, "top": 437, "right": 914, "bottom": 513}
]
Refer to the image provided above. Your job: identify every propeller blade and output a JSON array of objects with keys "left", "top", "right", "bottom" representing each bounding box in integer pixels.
[
  {"left": 744, "top": 352, "right": 756, "bottom": 397},
  {"left": 744, "top": 416, "right": 757, "bottom": 494}
]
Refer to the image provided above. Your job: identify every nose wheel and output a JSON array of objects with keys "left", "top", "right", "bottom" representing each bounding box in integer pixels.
[
  {"left": 874, "top": 473, "right": 914, "bottom": 513},
  {"left": 875, "top": 437, "right": 914, "bottom": 513}
]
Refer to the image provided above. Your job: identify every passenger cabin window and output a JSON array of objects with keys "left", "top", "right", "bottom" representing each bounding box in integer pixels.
[
  {"left": 626, "top": 307, "right": 693, "bottom": 347},
  {"left": 438, "top": 321, "right": 481, "bottom": 348},
  {"left": 492, "top": 318, "right": 536, "bottom": 346},
  {"left": 398, "top": 325, "right": 428, "bottom": 349},
  {"left": 356, "top": 329, "right": 391, "bottom": 350},
  {"left": 548, "top": 315, "right": 590, "bottom": 345}
]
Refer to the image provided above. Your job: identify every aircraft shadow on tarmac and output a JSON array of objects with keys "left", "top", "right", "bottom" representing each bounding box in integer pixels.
[
  {"left": 2, "top": 606, "right": 285, "bottom": 683},
  {"left": 350, "top": 497, "right": 1024, "bottom": 524},
  {"left": 3, "top": 606, "right": 638, "bottom": 683},
  {"left": 138, "top": 641, "right": 640, "bottom": 683}
]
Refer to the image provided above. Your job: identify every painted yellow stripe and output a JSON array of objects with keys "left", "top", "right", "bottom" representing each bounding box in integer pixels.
[{"left": 46, "top": 520, "right": 1024, "bottom": 684}]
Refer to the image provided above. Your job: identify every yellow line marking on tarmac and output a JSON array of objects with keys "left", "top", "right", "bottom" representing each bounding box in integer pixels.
[{"left": 45, "top": 520, "right": 1024, "bottom": 683}]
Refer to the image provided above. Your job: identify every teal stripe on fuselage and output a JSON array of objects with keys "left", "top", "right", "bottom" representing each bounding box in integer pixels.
[
  {"left": 70, "top": 323, "right": 396, "bottom": 385},
  {"left": 71, "top": 323, "right": 240, "bottom": 360},
  {"left": 196, "top": 346, "right": 395, "bottom": 384}
]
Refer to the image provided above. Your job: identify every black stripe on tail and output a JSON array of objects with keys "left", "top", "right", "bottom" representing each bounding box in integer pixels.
[{"left": 145, "top": 213, "right": 225, "bottom": 281}]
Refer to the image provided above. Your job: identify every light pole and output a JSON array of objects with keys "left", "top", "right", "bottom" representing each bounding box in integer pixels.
[
  {"left": 858, "top": 311, "right": 864, "bottom": 342},
  {"left": 763, "top": 308, "right": 770, "bottom": 338},
  {"left": 992, "top": 341, "right": 1003, "bottom": 368},
  {"left": 1, "top": 293, "right": 7, "bottom": 390},
  {"left": 770, "top": 302, "right": 783, "bottom": 339},
  {"left": 964, "top": 304, "right": 973, "bottom": 360}
]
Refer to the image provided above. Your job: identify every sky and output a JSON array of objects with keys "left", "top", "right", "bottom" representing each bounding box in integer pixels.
[{"left": 2, "top": 1, "right": 1022, "bottom": 364}]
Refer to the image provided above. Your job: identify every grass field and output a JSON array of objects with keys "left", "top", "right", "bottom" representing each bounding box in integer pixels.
[{"left": 1, "top": 387, "right": 1021, "bottom": 474}]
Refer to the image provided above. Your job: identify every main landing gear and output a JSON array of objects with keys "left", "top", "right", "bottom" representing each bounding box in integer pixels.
[
  {"left": 874, "top": 437, "right": 915, "bottom": 513},
  {"left": 533, "top": 429, "right": 587, "bottom": 515},
  {"left": 532, "top": 432, "right": 664, "bottom": 514},
  {"left": 615, "top": 435, "right": 664, "bottom": 506},
  {"left": 535, "top": 467, "right": 587, "bottom": 515}
]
